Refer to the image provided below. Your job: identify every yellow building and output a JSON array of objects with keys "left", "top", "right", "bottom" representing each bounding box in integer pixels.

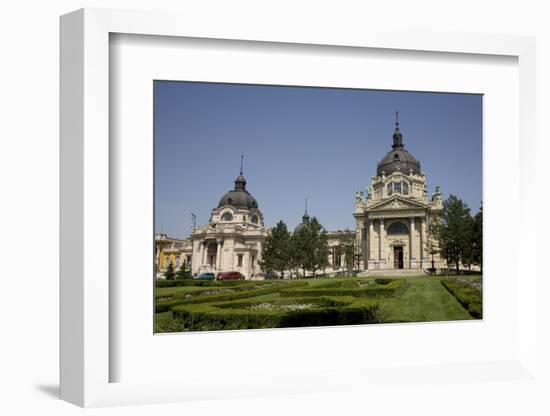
[{"left": 155, "top": 233, "right": 192, "bottom": 276}]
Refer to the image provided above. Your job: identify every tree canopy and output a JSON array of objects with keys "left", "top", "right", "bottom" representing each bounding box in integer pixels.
[
  {"left": 259, "top": 220, "right": 291, "bottom": 279},
  {"left": 435, "top": 194, "right": 480, "bottom": 274},
  {"left": 261, "top": 217, "right": 329, "bottom": 278}
]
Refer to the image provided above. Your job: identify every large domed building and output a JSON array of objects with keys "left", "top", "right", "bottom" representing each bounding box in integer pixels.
[
  {"left": 353, "top": 114, "right": 443, "bottom": 271},
  {"left": 186, "top": 159, "right": 268, "bottom": 279}
]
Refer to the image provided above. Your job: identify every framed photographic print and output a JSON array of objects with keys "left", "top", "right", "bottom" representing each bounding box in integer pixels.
[
  {"left": 152, "top": 81, "right": 483, "bottom": 334},
  {"left": 60, "top": 7, "right": 539, "bottom": 409}
]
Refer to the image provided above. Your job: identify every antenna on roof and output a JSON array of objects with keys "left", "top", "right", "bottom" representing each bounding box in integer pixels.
[
  {"left": 240, "top": 154, "right": 244, "bottom": 175},
  {"left": 305, "top": 197, "right": 308, "bottom": 214},
  {"left": 395, "top": 110, "right": 399, "bottom": 127}
]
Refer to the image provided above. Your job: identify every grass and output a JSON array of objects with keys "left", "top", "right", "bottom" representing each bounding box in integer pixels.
[
  {"left": 378, "top": 277, "right": 473, "bottom": 323},
  {"left": 154, "top": 275, "right": 482, "bottom": 332}
]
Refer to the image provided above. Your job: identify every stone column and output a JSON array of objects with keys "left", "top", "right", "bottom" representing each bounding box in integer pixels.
[
  {"left": 216, "top": 240, "right": 223, "bottom": 270},
  {"left": 198, "top": 242, "right": 204, "bottom": 267},
  {"left": 155, "top": 246, "right": 161, "bottom": 272},
  {"left": 421, "top": 216, "right": 427, "bottom": 267},
  {"left": 409, "top": 217, "right": 415, "bottom": 269},
  {"left": 202, "top": 241, "right": 208, "bottom": 266},
  {"left": 379, "top": 219, "right": 386, "bottom": 268},
  {"left": 356, "top": 220, "right": 364, "bottom": 270},
  {"left": 368, "top": 219, "right": 375, "bottom": 269}
]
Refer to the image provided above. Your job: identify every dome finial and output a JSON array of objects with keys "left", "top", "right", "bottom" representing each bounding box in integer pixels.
[
  {"left": 302, "top": 198, "right": 310, "bottom": 223},
  {"left": 392, "top": 111, "right": 404, "bottom": 149},
  {"left": 234, "top": 155, "right": 246, "bottom": 191}
]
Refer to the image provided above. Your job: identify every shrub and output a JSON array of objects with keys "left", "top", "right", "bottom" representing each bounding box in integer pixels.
[
  {"left": 279, "top": 279, "right": 407, "bottom": 298},
  {"left": 171, "top": 299, "right": 381, "bottom": 331},
  {"left": 441, "top": 279, "right": 482, "bottom": 319}
]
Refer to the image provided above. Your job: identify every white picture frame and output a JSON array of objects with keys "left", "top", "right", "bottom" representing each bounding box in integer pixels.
[{"left": 60, "top": 8, "right": 538, "bottom": 408}]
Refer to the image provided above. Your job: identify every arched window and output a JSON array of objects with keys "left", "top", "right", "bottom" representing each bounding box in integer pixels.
[
  {"left": 403, "top": 182, "right": 409, "bottom": 195},
  {"left": 394, "top": 182, "right": 402, "bottom": 194},
  {"left": 221, "top": 212, "right": 233, "bottom": 221},
  {"left": 387, "top": 222, "right": 409, "bottom": 235},
  {"left": 251, "top": 215, "right": 258, "bottom": 224},
  {"left": 387, "top": 183, "right": 393, "bottom": 196}
]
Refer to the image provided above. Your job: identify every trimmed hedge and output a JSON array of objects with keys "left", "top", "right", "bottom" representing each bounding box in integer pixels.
[
  {"left": 156, "top": 278, "right": 409, "bottom": 330},
  {"left": 155, "top": 281, "right": 308, "bottom": 313},
  {"left": 155, "top": 279, "right": 270, "bottom": 288},
  {"left": 279, "top": 279, "right": 407, "bottom": 298},
  {"left": 441, "top": 279, "right": 482, "bottom": 319},
  {"left": 171, "top": 299, "right": 380, "bottom": 331}
]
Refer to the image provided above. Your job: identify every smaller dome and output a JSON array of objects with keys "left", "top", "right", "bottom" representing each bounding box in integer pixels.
[
  {"left": 217, "top": 162, "right": 259, "bottom": 210},
  {"left": 218, "top": 189, "right": 258, "bottom": 209},
  {"left": 294, "top": 210, "right": 311, "bottom": 234}
]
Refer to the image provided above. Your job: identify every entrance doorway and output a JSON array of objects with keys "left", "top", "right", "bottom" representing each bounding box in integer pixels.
[{"left": 393, "top": 246, "right": 404, "bottom": 269}]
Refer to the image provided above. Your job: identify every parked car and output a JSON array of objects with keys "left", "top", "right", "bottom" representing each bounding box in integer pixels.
[
  {"left": 195, "top": 272, "right": 215, "bottom": 281},
  {"left": 216, "top": 271, "right": 245, "bottom": 281}
]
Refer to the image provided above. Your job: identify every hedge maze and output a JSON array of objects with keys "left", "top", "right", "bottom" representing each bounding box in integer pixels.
[{"left": 155, "top": 278, "right": 409, "bottom": 332}]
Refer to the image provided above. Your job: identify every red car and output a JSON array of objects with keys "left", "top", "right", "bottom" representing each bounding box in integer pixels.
[{"left": 216, "top": 271, "right": 245, "bottom": 281}]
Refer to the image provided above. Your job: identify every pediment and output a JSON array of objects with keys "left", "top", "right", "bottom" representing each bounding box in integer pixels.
[{"left": 366, "top": 196, "right": 428, "bottom": 212}]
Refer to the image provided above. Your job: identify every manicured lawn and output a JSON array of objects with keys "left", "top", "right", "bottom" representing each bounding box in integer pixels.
[
  {"left": 155, "top": 275, "right": 481, "bottom": 332},
  {"left": 378, "top": 277, "right": 473, "bottom": 323}
]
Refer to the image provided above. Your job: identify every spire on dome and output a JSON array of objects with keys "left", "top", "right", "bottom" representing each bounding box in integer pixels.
[
  {"left": 302, "top": 198, "right": 310, "bottom": 223},
  {"left": 392, "top": 111, "right": 404, "bottom": 149},
  {"left": 234, "top": 155, "right": 246, "bottom": 191}
]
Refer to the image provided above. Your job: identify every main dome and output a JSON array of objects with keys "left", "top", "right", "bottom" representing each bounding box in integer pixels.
[
  {"left": 218, "top": 171, "right": 259, "bottom": 210},
  {"left": 218, "top": 189, "right": 259, "bottom": 209},
  {"left": 376, "top": 121, "right": 421, "bottom": 176}
]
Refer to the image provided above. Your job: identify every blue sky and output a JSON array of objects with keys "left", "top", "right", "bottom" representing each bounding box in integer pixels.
[{"left": 154, "top": 81, "right": 482, "bottom": 239}]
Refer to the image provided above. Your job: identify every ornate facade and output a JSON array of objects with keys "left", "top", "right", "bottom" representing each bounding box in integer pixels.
[
  {"left": 353, "top": 116, "right": 443, "bottom": 271},
  {"left": 187, "top": 163, "right": 268, "bottom": 279}
]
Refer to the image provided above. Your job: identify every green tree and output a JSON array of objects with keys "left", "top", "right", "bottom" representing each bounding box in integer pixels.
[
  {"left": 288, "top": 234, "right": 301, "bottom": 279},
  {"left": 293, "top": 224, "right": 311, "bottom": 278},
  {"left": 176, "top": 262, "right": 192, "bottom": 280},
  {"left": 425, "top": 217, "right": 440, "bottom": 271},
  {"left": 314, "top": 226, "right": 331, "bottom": 278},
  {"left": 164, "top": 261, "right": 176, "bottom": 280},
  {"left": 436, "top": 195, "right": 473, "bottom": 275},
  {"left": 291, "top": 217, "right": 330, "bottom": 278},
  {"left": 304, "top": 217, "right": 330, "bottom": 278},
  {"left": 260, "top": 220, "right": 291, "bottom": 279},
  {"left": 461, "top": 217, "right": 476, "bottom": 270},
  {"left": 471, "top": 205, "right": 483, "bottom": 273},
  {"left": 336, "top": 229, "right": 356, "bottom": 275}
]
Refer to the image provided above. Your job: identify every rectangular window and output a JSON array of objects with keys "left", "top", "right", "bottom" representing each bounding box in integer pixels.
[
  {"left": 394, "top": 182, "right": 402, "bottom": 194},
  {"left": 403, "top": 182, "right": 409, "bottom": 195},
  {"left": 387, "top": 183, "right": 393, "bottom": 196},
  {"left": 237, "top": 254, "right": 243, "bottom": 267},
  {"left": 251, "top": 256, "right": 256, "bottom": 267}
]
